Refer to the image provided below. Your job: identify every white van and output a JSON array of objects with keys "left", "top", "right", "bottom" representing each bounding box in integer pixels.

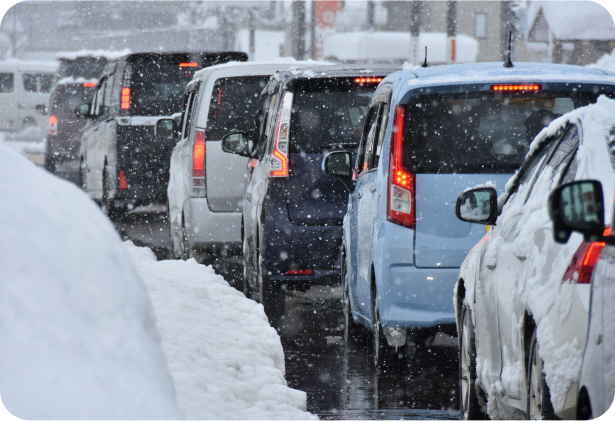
[{"left": 0, "top": 59, "right": 58, "bottom": 132}]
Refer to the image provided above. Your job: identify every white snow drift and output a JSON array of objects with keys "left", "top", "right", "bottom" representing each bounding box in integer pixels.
[
  {"left": 125, "top": 242, "right": 316, "bottom": 420},
  {"left": 0, "top": 142, "right": 182, "bottom": 419}
]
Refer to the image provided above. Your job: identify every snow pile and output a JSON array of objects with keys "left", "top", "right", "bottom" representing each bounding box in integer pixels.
[
  {"left": 55, "top": 49, "right": 131, "bottom": 61},
  {"left": 125, "top": 242, "right": 316, "bottom": 420},
  {"left": 588, "top": 48, "right": 615, "bottom": 73},
  {"left": 0, "top": 143, "right": 181, "bottom": 419}
]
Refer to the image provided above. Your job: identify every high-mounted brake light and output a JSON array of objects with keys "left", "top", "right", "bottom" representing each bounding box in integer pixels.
[
  {"left": 355, "top": 77, "right": 383, "bottom": 84},
  {"left": 387, "top": 104, "right": 415, "bottom": 229},
  {"left": 121, "top": 87, "right": 130, "bottom": 110},
  {"left": 562, "top": 227, "right": 611, "bottom": 284},
  {"left": 286, "top": 269, "right": 314, "bottom": 275},
  {"left": 48, "top": 115, "right": 58, "bottom": 135},
  {"left": 492, "top": 84, "right": 541, "bottom": 92},
  {"left": 192, "top": 130, "right": 206, "bottom": 196},
  {"left": 118, "top": 170, "right": 128, "bottom": 189},
  {"left": 83, "top": 82, "right": 97, "bottom": 88},
  {"left": 270, "top": 92, "right": 293, "bottom": 178},
  {"left": 179, "top": 62, "right": 199, "bottom": 68}
]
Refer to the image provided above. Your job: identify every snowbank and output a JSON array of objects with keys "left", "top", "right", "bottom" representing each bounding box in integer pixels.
[
  {"left": 0, "top": 143, "right": 181, "bottom": 419},
  {"left": 125, "top": 242, "right": 316, "bottom": 420}
]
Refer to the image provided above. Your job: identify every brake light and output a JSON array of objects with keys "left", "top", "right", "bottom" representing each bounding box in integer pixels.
[
  {"left": 192, "top": 130, "right": 206, "bottom": 196},
  {"left": 386, "top": 105, "right": 415, "bottom": 229},
  {"left": 563, "top": 227, "right": 610, "bottom": 284},
  {"left": 492, "top": 84, "right": 541, "bottom": 92},
  {"left": 83, "top": 82, "right": 97, "bottom": 88},
  {"left": 270, "top": 92, "right": 293, "bottom": 178},
  {"left": 286, "top": 269, "right": 314, "bottom": 275},
  {"left": 118, "top": 170, "right": 128, "bottom": 189},
  {"left": 121, "top": 88, "right": 130, "bottom": 110},
  {"left": 48, "top": 115, "right": 58, "bottom": 135},
  {"left": 179, "top": 62, "right": 199, "bottom": 67},
  {"left": 354, "top": 77, "right": 383, "bottom": 84}
]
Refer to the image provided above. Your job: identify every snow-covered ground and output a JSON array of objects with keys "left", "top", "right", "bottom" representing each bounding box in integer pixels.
[
  {"left": 0, "top": 142, "right": 315, "bottom": 420},
  {"left": 126, "top": 242, "right": 316, "bottom": 420},
  {"left": 0, "top": 128, "right": 46, "bottom": 166}
]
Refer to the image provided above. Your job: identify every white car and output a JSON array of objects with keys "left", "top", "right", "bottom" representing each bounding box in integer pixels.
[
  {"left": 454, "top": 95, "right": 615, "bottom": 419},
  {"left": 166, "top": 60, "right": 324, "bottom": 271},
  {"left": 0, "top": 59, "right": 57, "bottom": 132}
]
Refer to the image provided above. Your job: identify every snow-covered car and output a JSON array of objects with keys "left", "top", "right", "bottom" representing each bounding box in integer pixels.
[
  {"left": 548, "top": 179, "right": 615, "bottom": 419},
  {"left": 165, "top": 60, "right": 321, "bottom": 269},
  {"left": 323, "top": 62, "right": 615, "bottom": 369},
  {"left": 454, "top": 95, "right": 615, "bottom": 419}
]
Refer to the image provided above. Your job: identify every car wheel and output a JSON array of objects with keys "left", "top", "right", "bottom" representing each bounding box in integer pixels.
[
  {"left": 242, "top": 233, "right": 254, "bottom": 298},
  {"left": 371, "top": 292, "right": 389, "bottom": 369},
  {"left": 45, "top": 155, "right": 57, "bottom": 174},
  {"left": 257, "top": 252, "right": 284, "bottom": 325},
  {"left": 342, "top": 250, "right": 361, "bottom": 344},
  {"left": 459, "top": 305, "right": 485, "bottom": 420},
  {"left": 527, "top": 328, "right": 556, "bottom": 420},
  {"left": 181, "top": 217, "right": 190, "bottom": 261},
  {"left": 79, "top": 158, "right": 87, "bottom": 191}
]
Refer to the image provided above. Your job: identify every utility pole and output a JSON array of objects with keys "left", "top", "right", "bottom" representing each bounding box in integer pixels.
[
  {"left": 446, "top": 1, "right": 457, "bottom": 64},
  {"left": 310, "top": 0, "right": 316, "bottom": 59},
  {"left": 410, "top": 2, "right": 421, "bottom": 65},
  {"left": 249, "top": 8, "right": 255, "bottom": 60},
  {"left": 367, "top": 1, "right": 375, "bottom": 30},
  {"left": 292, "top": 1, "right": 306, "bottom": 60}
]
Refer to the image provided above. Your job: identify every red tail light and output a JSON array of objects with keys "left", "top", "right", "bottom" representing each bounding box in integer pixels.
[
  {"left": 563, "top": 227, "right": 610, "bottom": 284},
  {"left": 48, "top": 115, "right": 58, "bottom": 135},
  {"left": 492, "top": 84, "right": 541, "bottom": 92},
  {"left": 387, "top": 105, "right": 415, "bottom": 229},
  {"left": 286, "top": 269, "right": 314, "bottom": 275},
  {"left": 121, "top": 87, "right": 130, "bottom": 110},
  {"left": 179, "top": 62, "right": 199, "bottom": 67},
  {"left": 354, "top": 77, "right": 383, "bottom": 84},
  {"left": 192, "top": 130, "right": 206, "bottom": 196},
  {"left": 118, "top": 170, "right": 128, "bottom": 189},
  {"left": 270, "top": 92, "right": 293, "bottom": 178},
  {"left": 83, "top": 82, "right": 97, "bottom": 88}
]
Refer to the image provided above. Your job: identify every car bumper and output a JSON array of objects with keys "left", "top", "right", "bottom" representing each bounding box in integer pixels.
[
  {"left": 375, "top": 221, "right": 457, "bottom": 329},
  {"left": 185, "top": 197, "right": 242, "bottom": 251}
]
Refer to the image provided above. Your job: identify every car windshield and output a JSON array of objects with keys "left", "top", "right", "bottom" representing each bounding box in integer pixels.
[
  {"left": 51, "top": 84, "right": 96, "bottom": 114},
  {"left": 404, "top": 90, "right": 601, "bottom": 173},
  {"left": 205, "top": 76, "right": 270, "bottom": 140},
  {"left": 58, "top": 57, "right": 108, "bottom": 79},
  {"left": 290, "top": 78, "right": 376, "bottom": 154}
]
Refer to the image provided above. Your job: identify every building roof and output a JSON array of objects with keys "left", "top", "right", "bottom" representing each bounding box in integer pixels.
[{"left": 527, "top": 1, "right": 615, "bottom": 41}]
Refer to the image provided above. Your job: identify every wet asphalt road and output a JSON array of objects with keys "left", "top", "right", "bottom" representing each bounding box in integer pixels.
[{"left": 114, "top": 212, "right": 461, "bottom": 420}]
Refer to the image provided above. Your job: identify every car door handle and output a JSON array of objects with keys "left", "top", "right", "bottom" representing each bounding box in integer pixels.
[
  {"left": 246, "top": 192, "right": 252, "bottom": 202},
  {"left": 370, "top": 184, "right": 376, "bottom": 193},
  {"left": 93, "top": 126, "right": 99, "bottom": 131},
  {"left": 357, "top": 191, "right": 362, "bottom": 199}
]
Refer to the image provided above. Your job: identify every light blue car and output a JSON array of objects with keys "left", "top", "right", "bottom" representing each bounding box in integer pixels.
[{"left": 322, "top": 62, "right": 615, "bottom": 368}]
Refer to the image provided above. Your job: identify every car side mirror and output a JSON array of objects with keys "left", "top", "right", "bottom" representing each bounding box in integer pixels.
[
  {"left": 221, "top": 131, "right": 253, "bottom": 157},
  {"left": 455, "top": 187, "right": 498, "bottom": 225},
  {"left": 155, "top": 118, "right": 178, "bottom": 141},
  {"left": 74, "top": 103, "right": 92, "bottom": 119},
  {"left": 548, "top": 180, "right": 611, "bottom": 244},
  {"left": 322, "top": 151, "right": 355, "bottom": 192}
]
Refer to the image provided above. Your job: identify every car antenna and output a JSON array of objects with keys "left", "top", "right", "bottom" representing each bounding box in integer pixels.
[
  {"left": 503, "top": 31, "right": 514, "bottom": 68},
  {"left": 422, "top": 46, "right": 428, "bottom": 68}
]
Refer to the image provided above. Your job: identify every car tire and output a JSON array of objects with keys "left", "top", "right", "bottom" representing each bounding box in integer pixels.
[
  {"left": 45, "top": 156, "right": 57, "bottom": 174},
  {"left": 342, "top": 249, "right": 361, "bottom": 344},
  {"left": 371, "top": 291, "right": 390, "bottom": 369},
  {"left": 459, "top": 304, "right": 485, "bottom": 420},
  {"left": 181, "top": 217, "right": 190, "bottom": 261},
  {"left": 100, "top": 167, "right": 123, "bottom": 221},
  {"left": 527, "top": 328, "right": 556, "bottom": 420},
  {"left": 242, "top": 231, "right": 254, "bottom": 298},
  {"left": 79, "top": 158, "right": 87, "bottom": 191},
  {"left": 257, "top": 251, "right": 284, "bottom": 325}
]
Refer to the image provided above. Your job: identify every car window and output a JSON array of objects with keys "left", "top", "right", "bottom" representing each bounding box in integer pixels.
[
  {"left": 363, "top": 104, "right": 383, "bottom": 173},
  {"left": 374, "top": 103, "right": 390, "bottom": 166},
  {"left": 93, "top": 78, "right": 107, "bottom": 117},
  {"left": 22, "top": 73, "right": 37, "bottom": 92},
  {"left": 39, "top": 74, "right": 55, "bottom": 93},
  {"left": 355, "top": 105, "right": 378, "bottom": 177},
  {"left": 177, "top": 91, "right": 190, "bottom": 139},
  {"left": 0, "top": 73, "right": 14, "bottom": 93},
  {"left": 103, "top": 75, "right": 114, "bottom": 109},
  {"left": 547, "top": 125, "right": 579, "bottom": 170},
  {"left": 184, "top": 89, "right": 199, "bottom": 139}
]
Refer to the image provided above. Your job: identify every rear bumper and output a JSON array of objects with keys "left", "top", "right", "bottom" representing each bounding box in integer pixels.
[
  {"left": 185, "top": 197, "right": 242, "bottom": 252},
  {"left": 375, "top": 221, "right": 457, "bottom": 329}
]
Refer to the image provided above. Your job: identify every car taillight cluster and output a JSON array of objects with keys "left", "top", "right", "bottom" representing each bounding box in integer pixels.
[
  {"left": 387, "top": 104, "right": 415, "bottom": 229},
  {"left": 270, "top": 92, "right": 293, "bottom": 178},
  {"left": 119, "top": 64, "right": 131, "bottom": 116},
  {"left": 118, "top": 170, "right": 129, "bottom": 190},
  {"left": 563, "top": 227, "right": 611, "bottom": 284},
  {"left": 48, "top": 115, "right": 58, "bottom": 135},
  {"left": 83, "top": 82, "right": 97, "bottom": 88},
  {"left": 192, "top": 129, "right": 206, "bottom": 196},
  {"left": 354, "top": 77, "right": 383, "bottom": 84}
]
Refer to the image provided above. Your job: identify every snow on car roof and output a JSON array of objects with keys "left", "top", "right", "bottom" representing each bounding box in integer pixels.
[
  {"left": 55, "top": 49, "right": 132, "bottom": 61},
  {"left": 0, "top": 59, "right": 58, "bottom": 72},
  {"left": 387, "top": 62, "right": 615, "bottom": 91},
  {"left": 275, "top": 63, "right": 402, "bottom": 83},
  {"left": 56, "top": 76, "right": 98, "bottom": 86}
]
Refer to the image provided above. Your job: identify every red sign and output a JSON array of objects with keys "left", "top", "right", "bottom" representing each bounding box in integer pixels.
[{"left": 316, "top": 0, "right": 343, "bottom": 28}]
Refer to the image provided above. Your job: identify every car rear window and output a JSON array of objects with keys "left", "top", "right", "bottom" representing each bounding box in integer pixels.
[
  {"left": 205, "top": 76, "right": 269, "bottom": 140},
  {"left": 51, "top": 84, "right": 96, "bottom": 114},
  {"left": 404, "top": 90, "right": 601, "bottom": 174},
  {"left": 290, "top": 78, "right": 376, "bottom": 154},
  {"left": 58, "top": 57, "right": 109, "bottom": 79},
  {"left": 22, "top": 73, "right": 55, "bottom": 93},
  {"left": 0, "top": 73, "right": 14, "bottom": 92}
]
